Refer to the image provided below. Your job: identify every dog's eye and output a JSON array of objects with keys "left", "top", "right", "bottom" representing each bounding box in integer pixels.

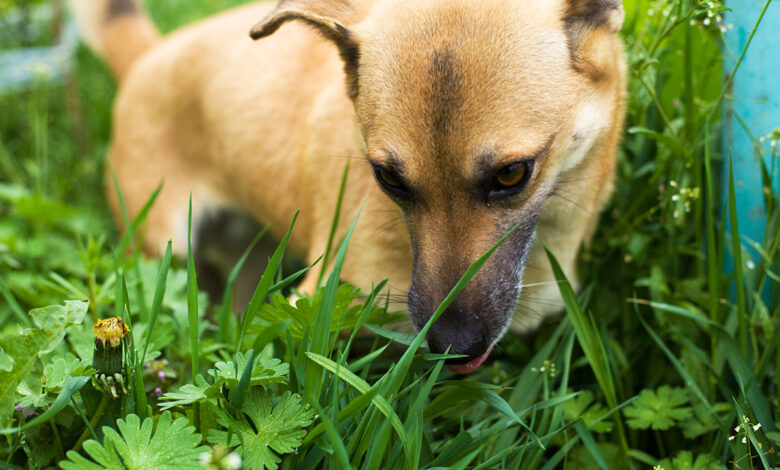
[
  {"left": 377, "top": 167, "right": 402, "bottom": 188},
  {"left": 488, "top": 161, "right": 533, "bottom": 200},
  {"left": 496, "top": 163, "right": 528, "bottom": 187},
  {"left": 373, "top": 165, "right": 411, "bottom": 199}
]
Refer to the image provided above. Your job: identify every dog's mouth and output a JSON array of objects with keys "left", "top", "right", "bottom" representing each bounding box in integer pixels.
[{"left": 445, "top": 345, "right": 494, "bottom": 374}]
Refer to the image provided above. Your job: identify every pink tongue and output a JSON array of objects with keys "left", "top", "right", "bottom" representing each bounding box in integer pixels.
[{"left": 445, "top": 345, "right": 493, "bottom": 374}]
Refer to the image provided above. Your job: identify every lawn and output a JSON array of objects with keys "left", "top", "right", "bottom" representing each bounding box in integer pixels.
[{"left": 0, "top": 0, "right": 778, "bottom": 469}]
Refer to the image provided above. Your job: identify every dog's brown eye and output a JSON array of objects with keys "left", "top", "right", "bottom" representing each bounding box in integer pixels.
[
  {"left": 487, "top": 161, "right": 533, "bottom": 201},
  {"left": 496, "top": 163, "right": 528, "bottom": 188},
  {"left": 377, "top": 167, "right": 402, "bottom": 188}
]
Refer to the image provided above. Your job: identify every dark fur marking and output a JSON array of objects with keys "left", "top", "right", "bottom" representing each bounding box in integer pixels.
[
  {"left": 334, "top": 24, "right": 361, "bottom": 100},
  {"left": 426, "top": 48, "right": 464, "bottom": 151},
  {"left": 106, "top": 0, "right": 138, "bottom": 21}
]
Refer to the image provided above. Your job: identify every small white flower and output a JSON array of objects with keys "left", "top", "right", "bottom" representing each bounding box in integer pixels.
[
  {"left": 224, "top": 453, "right": 242, "bottom": 470},
  {"left": 703, "top": 18, "right": 711, "bottom": 26},
  {"left": 746, "top": 260, "right": 755, "bottom": 270},
  {"left": 742, "top": 437, "right": 747, "bottom": 444},
  {"left": 735, "top": 425, "right": 741, "bottom": 433},
  {"left": 729, "top": 435, "right": 736, "bottom": 441},
  {"left": 753, "top": 423, "right": 762, "bottom": 431}
]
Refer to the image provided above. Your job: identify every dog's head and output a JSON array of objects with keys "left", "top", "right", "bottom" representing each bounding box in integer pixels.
[{"left": 252, "top": 0, "right": 625, "bottom": 372}]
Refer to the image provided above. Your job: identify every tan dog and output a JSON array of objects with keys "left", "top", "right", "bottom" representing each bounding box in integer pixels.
[{"left": 71, "top": 0, "right": 625, "bottom": 373}]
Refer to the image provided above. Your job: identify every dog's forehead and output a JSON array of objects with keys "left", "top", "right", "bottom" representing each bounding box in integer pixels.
[{"left": 356, "top": 0, "right": 578, "bottom": 174}]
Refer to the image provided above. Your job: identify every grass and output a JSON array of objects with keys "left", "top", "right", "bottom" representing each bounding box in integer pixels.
[{"left": 1, "top": 0, "right": 779, "bottom": 468}]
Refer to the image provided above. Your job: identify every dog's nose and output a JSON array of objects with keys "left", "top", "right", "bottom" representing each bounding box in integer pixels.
[{"left": 425, "top": 304, "right": 491, "bottom": 363}]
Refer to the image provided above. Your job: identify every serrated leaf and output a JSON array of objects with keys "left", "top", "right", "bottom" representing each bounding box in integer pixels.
[
  {"left": 255, "top": 284, "right": 392, "bottom": 340},
  {"left": 60, "top": 411, "right": 208, "bottom": 470},
  {"left": 563, "top": 390, "right": 613, "bottom": 433},
  {"left": 680, "top": 402, "right": 731, "bottom": 440},
  {"left": 624, "top": 386, "right": 692, "bottom": 431},
  {"left": 655, "top": 451, "right": 726, "bottom": 470},
  {"left": 159, "top": 376, "right": 217, "bottom": 411},
  {"left": 208, "top": 352, "right": 288, "bottom": 390},
  {"left": 44, "top": 357, "right": 92, "bottom": 393},
  {"left": 208, "top": 389, "right": 314, "bottom": 470}
]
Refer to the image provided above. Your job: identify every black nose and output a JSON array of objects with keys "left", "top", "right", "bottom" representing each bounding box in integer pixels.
[{"left": 426, "top": 305, "right": 490, "bottom": 364}]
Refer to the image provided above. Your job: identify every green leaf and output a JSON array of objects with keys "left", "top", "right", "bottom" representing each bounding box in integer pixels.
[
  {"left": 60, "top": 411, "right": 208, "bottom": 469},
  {"left": 624, "top": 386, "right": 692, "bottom": 431},
  {"left": 29, "top": 300, "right": 90, "bottom": 354},
  {"left": 0, "top": 300, "right": 89, "bottom": 428},
  {"left": 159, "top": 376, "right": 215, "bottom": 411},
  {"left": 208, "top": 389, "right": 315, "bottom": 470},
  {"left": 0, "top": 376, "right": 89, "bottom": 435},
  {"left": 679, "top": 402, "right": 731, "bottom": 440},
  {"left": 563, "top": 390, "right": 613, "bottom": 433},
  {"left": 208, "top": 352, "right": 288, "bottom": 390},
  {"left": 654, "top": 451, "right": 726, "bottom": 470},
  {"left": 255, "top": 284, "right": 392, "bottom": 340}
]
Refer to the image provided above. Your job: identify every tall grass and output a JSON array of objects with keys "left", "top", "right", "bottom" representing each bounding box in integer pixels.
[{"left": 0, "top": 0, "right": 778, "bottom": 469}]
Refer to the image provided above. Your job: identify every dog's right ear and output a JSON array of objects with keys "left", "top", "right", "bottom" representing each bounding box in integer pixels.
[{"left": 251, "top": 0, "right": 365, "bottom": 99}]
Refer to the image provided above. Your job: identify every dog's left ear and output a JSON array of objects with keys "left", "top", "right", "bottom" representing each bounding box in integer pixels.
[
  {"left": 563, "top": 0, "right": 624, "bottom": 80},
  {"left": 250, "top": 0, "right": 365, "bottom": 99},
  {"left": 564, "top": 0, "right": 624, "bottom": 33}
]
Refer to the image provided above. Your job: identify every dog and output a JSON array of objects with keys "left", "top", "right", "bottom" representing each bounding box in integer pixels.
[{"left": 70, "top": 0, "right": 625, "bottom": 373}]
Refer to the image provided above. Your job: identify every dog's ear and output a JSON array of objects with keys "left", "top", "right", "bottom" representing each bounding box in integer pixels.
[
  {"left": 250, "top": 0, "right": 365, "bottom": 99},
  {"left": 563, "top": 0, "right": 624, "bottom": 81},
  {"left": 564, "top": 0, "right": 624, "bottom": 33}
]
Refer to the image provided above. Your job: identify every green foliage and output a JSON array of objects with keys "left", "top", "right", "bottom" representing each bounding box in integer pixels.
[
  {"left": 563, "top": 390, "right": 614, "bottom": 434},
  {"left": 0, "top": 300, "right": 88, "bottom": 427},
  {"left": 60, "top": 411, "right": 208, "bottom": 470},
  {"left": 207, "top": 390, "right": 314, "bottom": 470},
  {"left": 255, "top": 284, "right": 394, "bottom": 340},
  {"left": 655, "top": 450, "right": 726, "bottom": 470},
  {"left": 624, "top": 386, "right": 693, "bottom": 431},
  {"left": 209, "top": 352, "right": 288, "bottom": 390}
]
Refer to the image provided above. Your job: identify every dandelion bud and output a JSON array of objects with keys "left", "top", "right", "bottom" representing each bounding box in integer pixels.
[{"left": 92, "top": 317, "right": 130, "bottom": 398}]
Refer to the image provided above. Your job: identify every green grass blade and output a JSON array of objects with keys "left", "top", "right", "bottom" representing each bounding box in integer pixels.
[
  {"left": 217, "top": 225, "right": 268, "bottom": 344},
  {"left": 304, "top": 203, "right": 363, "bottom": 405},
  {"left": 305, "top": 352, "right": 408, "bottom": 447},
  {"left": 316, "top": 161, "right": 350, "bottom": 288},
  {"left": 544, "top": 244, "right": 626, "bottom": 456},
  {"left": 186, "top": 196, "right": 200, "bottom": 381},
  {"left": 728, "top": 158, "right": 749, "bottom": 353},
  {"left": 236, "top": 211, "right": 299, "bottom": 351},
  {"left": 311, "top": 401, "right": 352, "bottom": 470},
  {"left": 139, "top": 242, "right": 172, "bottom": 368},
  {"left": 109, "top": 167, "right": 160, "bottom": 321},
  {"left": 574, "top": 420, "right": 608, "bottom": 470},
  {"left": 229, "top": 349, "right": 254, "bottom": 410}
]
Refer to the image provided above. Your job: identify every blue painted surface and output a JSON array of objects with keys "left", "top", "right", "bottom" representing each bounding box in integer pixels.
[{"left": 722, "top": 2, "right": 779, "bottom": 269}]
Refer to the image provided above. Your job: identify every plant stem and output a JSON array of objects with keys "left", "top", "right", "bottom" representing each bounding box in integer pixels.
[
  {"left": 49, "top": 419, "right": 65, "bottom": 462},
  {"left": 73, "top": 394, "right": 109, "bottom": 453}
]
